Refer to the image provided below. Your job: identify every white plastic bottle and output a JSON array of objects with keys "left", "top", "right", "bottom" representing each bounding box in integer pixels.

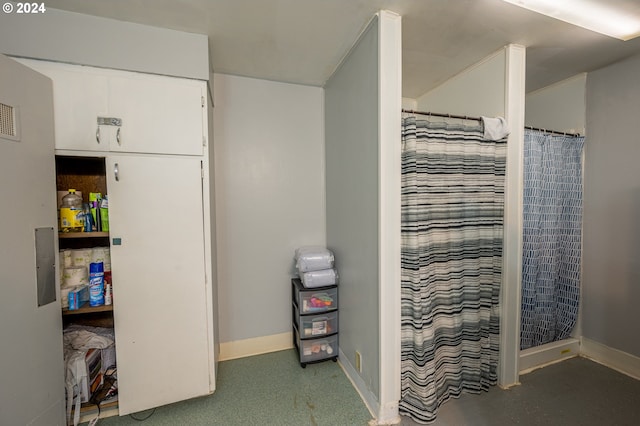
[
  {"left": 105, "top": 283, "right": 112, "bottom": 305},
  {"left": 60, "top": 189, "right": 84, "bottom": 232}
]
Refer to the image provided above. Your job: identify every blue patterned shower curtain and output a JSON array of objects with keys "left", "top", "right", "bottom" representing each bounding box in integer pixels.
[
  {"left": 399, "top": 116, "right": 505, "bottom": 424},
  {"left": 521, "top": 130, "right": 585, "bottom": 350}
]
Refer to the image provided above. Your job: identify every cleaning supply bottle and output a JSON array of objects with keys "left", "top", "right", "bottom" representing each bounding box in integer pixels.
[
  {"left": 93, "top": 199, "right": 102, "bottom": 232},
  {"left": 100, "top": 196, "right": 109, "bottom": 232},
  {"left": 60, "top": 189, "right": 84, "bottom": 232},
  {"left": 89, "top": 262, "right": 105, "bottom": 306},
  {"left": 83, "top": 203, "right": 94, "bottom": 232},
  {"left": 89, "top": 193, "right": 102, "bottom": 231}
]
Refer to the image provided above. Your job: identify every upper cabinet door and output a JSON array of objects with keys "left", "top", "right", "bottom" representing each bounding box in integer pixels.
[
  {"left": 108, "top": 74, "right": 205, "bottom": 155},
  {"left": 16, "top": 59, "right": 109, "bottom": 152},
  {"left": 17, "top": 59, "right": 206, "bottom": 156}
]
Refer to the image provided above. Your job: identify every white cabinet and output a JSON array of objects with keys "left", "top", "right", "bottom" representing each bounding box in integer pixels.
[
  {"left": 17, "top": 60, "right": 109, "bottom": 152},
  {"left": 20, "top": 57, "right": 217, "bottom": 419},
  {"left": 108, "top": 74, "right": 205, "bottom": 155},
  {"left": 106, "top": 155, "right": 211, "bottom": 414},
  {"left": 16, "top": 59, "right": 206, "bottom": 156},
  {"left": 0, "top": 53, "right": 65, "bottom": 426}
]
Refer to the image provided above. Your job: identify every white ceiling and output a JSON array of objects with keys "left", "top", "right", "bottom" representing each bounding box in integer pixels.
[{"left": 43, "top": 0, "right": 640, "bottom": 98}]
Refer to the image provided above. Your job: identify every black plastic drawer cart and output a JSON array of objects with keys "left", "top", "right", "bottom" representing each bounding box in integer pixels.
[{"left": 291, "top": 278, "right": 338, "bottom": 367}]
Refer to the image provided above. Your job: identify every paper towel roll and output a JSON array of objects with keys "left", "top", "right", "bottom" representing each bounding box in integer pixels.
[
  {"left": 70, "top": 249, "right": 93, "bottom": 267},
  {"left": 60, "top": 249, "right": 73, "bottom": 268},
  {"left": 60, "top": 287, "right": 72, "bottom": 308},
  {"left": 62, "top": 266, "right": 88, "bottom": 288},
  {"left": 91, "top": 247, "right": 111, "bottom": 272}
]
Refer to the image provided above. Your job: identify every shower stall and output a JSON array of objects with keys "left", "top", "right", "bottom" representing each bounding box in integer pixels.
[{"left": 519, "top": 75, "right": 587, "bottom": 372}]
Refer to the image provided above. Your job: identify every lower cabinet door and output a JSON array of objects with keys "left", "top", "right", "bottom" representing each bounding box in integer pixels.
[{"left": 107, "top": 154, "right": 210, "bottom": 415}]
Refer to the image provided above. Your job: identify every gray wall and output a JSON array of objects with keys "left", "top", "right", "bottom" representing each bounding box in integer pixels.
[
  {"left": 583, "top": 53, "right": 640, "bottom": 357},
  {"left": 0, "top": 7, "right": 208, "bottom": 80},
  {"left": 525, "top": 74, "right": 586, "bottom": 135},
  {"left": 325, "top": 17, "right": 380, "bottom": 396},
  {"left": 213, "top": 73, "right": 326, "bottom": 344},
  {"left": 416, "top": 49, "right": 506, "bottom": 117}
]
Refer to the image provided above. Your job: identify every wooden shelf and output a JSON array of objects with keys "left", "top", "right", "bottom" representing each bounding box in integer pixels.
[
  {"left": 59, "top": 231, "right": 109, "bottom": 239},
  {"left": 81, "top": 399, "right": 118, "bottom": 413},
  {"left": 63, "top": 303, "right": 113, "bottom": 316}
]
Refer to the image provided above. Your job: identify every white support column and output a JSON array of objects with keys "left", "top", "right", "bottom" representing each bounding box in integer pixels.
[
  {"left": 378, "top": 9, "right": 402, "bottom": 424},
  {"left": 498, "top": 44, "right": 526, "bottom": 388}
]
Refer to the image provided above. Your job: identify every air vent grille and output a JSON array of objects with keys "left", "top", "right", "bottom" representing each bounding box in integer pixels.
[{"left": 0, "top": 102, "right": 16, "bottom": 137}]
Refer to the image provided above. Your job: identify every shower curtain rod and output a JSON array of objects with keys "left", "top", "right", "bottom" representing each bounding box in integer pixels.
[
  {"left": 402, "top": 109, "right": 583, "bottom": 137},
  {"left": 524, "top": 126, "right": 583, "bottom": 138},
  {"left": 402, "top": 109, "right": 481, "bottom": 122}
]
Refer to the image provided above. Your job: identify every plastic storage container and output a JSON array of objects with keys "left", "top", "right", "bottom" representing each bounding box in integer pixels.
[
  {"left": 294, "top": 325, "right": 338, "bottom": 364},
  {"left": 60, "top": 189, "right": 84, "bottom": 232},
  {"left": 292, "top": 282, "right": 338, "bottom": 314},
  {"left": 291, "top": 278, "right": 339, "bottom": 367},
  {"left": 295, "top": 308, "right": 338, "bottom": 338},
  {"left": 300, "top": 268, "right": 338, "bottom": 288},
  {"left": 295, "top": 246, "right": 335, "bottom": 272}
]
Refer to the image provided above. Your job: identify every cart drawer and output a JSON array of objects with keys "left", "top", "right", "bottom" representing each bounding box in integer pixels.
[
  {"left": 295, "top": 327, "right": 338, "bottom": 364},
  {"left": 292, "top": 278, "right": 338, "bottom": 314}
]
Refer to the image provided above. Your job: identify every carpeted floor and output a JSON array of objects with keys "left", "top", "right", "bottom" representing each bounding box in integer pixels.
[
  {"left": 87, "top": 353, "right": 640, "bottom": 426},
  {"left": 88, "top": 349, "right": 373, "bottom": 426}
]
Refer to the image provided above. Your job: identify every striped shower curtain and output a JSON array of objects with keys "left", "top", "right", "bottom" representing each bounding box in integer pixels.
[
  {"left": 399, "top": 116, "right": 506, "bottom": 423},
  {"left": 520, "top": 130, "right": 584, "bottom": 350}
]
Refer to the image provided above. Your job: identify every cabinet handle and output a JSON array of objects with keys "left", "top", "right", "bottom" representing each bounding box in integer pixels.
[
  {"left": 116, "top": 128, "right": 121, "bottom": 145},
  {"left": 114, "top": 163, "right": 120, "bottom": 182},
  {"left": 96, "top": 126, "right": 101, "bottom": 144}
]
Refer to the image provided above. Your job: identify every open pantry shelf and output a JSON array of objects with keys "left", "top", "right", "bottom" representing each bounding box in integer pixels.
[
  {"left": 59, "top": 232, "right": 109, "bottom": 239},
  {"left": 62, "top": 304, "right": 113, "bottom": 316}
]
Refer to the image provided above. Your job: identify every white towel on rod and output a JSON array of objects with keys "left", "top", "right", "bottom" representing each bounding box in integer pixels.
[{"left": 481, "top": 116, "right": 510, "bottom": 140}]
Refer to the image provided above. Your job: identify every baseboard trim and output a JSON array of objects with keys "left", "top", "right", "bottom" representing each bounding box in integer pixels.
[
  {"left": 580, "top": 337, "right": 640, "bottom": 380},
  {"left": 338, "top": 348, "right": 381, "bottom": 423},
  {"left": 519, "top": 338, "right": 580, "bottom": 374},
  {"left": 27, "top": 399, "right": 64, "bottom": 426},
  {"left": 219, "top": 332, "right": 293, "bottom": 361}
]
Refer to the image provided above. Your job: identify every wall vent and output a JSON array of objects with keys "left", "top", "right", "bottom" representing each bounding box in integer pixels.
[{"left": 0, "top": 102, "right": 16, "bottom": 138}]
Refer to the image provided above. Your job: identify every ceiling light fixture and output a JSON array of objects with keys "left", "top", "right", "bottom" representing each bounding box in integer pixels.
[{"left": 502, "top": 0, "right": 640, "bottom": 41}]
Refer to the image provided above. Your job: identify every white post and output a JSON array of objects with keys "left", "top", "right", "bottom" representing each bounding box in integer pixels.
[
  {"left": 378, "top": 9, "right": 402, "bottom": 424},
  {"left": 499, "top": 44, "right": 526, "bottom": 388}
]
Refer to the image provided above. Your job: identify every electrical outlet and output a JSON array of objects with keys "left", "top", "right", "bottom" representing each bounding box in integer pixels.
[{"left": 355, "top": 351, "right": 362, "bottom": 372}]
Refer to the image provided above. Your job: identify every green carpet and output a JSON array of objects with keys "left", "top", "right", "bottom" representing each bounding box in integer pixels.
[{"left": 89, "top": 349, "right": 372, "bottom": 426}]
